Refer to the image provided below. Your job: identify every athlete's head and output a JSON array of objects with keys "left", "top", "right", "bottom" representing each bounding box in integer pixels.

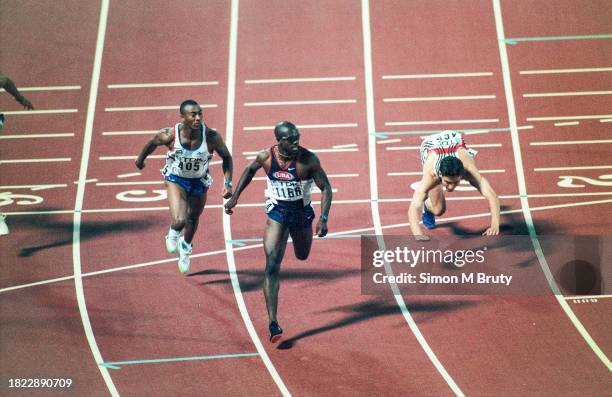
[
  {"left": 179, "top": 99, "right": 202, "bottom": 129},
  {"left": 438, "top": 156, "right": 464, "bottom": 192},
  {"left": 274, "top": 121, "right": 300, "bottom": 156}
]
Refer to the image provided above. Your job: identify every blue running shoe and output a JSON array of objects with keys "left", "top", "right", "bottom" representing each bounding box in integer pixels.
[{"left": 422, "top": 206, "right": 436, "bottom": 229}]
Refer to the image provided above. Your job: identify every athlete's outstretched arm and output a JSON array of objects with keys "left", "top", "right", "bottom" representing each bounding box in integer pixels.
[
  {"left": 464, "top": 169, "right": 500, "bottom": 235},
  {"left": 408, "top": 173, "right": 436, "bottom": 240},
  {"left": 224, "top": 150, "right": 267, "bottom": 214},
  {"left": 0, "top": 72, "right": 34, "bottom": 110},
  {"left": 311, "top": 156, "right": 332, "bottom": 237},
  {"left": 135, "top": 128, "right": 173, "bottom": 169},
  {"left": 208, "top": 129, "right": 234, "bottom": 198}
]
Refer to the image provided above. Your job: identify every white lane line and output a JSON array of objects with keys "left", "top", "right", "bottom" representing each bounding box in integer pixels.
[
  {"left": 244, "top": 99, "right": 356, "bottom": 106},
  {"left": 535, "top": 165, "right": 612, "bottom": 172},
  {"left": 554, "top": 121, "right": 580, "bottom": 127},
  {"left": 332, "top": 143, "right": 358, "bottom": 149},
  {"left": 376, "top": 138, "right": 401, "bottom": 144},
  {"left": 565, "top": 294, "right": 612, "bottom": 300},
  {"left": 600, "top": 119, "right": 612, "bottom": 123},
  {"left": 244, "top": 123, "right": 358, "bottom": 131},
  {"left": 243, "top": 148, "right": 358, "bottom": 155},
  {"left": 0, "top": 183, "right": 67, "bottom": 190},
  {"left": 363, "top": 1, "right": 464, "bottom": 396},
  {"left": 0, "top": 158, "right": 71, "bottom": 164},
  {"left": 388, "top": 169, "right": 505, "bottom": 176},
  {"left": 382, "top": 72, "right": 493, "bottom": 79},
  {"left": 245, "top": 76, "right": 356, "bottom": 84},
  {"left": 2, "top": 109, "right": 78, "bottom": 115},
  {"left": 527, "top": 114, "right": 612, "bottom": 121},
  {"left": 493, "top": 0, "right": 611, "bottom": 371},
  {"left": 102, "top": 130, "right": 157, "bottom": 136},
  {"left": 384, "top": 95, "right": 495, "bottom": 102},
  {"left": 116, "top": 172, "right": 141, "bottom": 178},
  {"left": 252, "top": 173, "right": 358, "bottom": 181},
  {"left": 0, "top": 133, "right": 75, "bottom": 139},
  {"left": 108, "top": 81, "right": 218, "bottom": 89},
  {"left": 98, "top": 155, "right": 164, "bottom": 160},
  {"left": 531, "top": 139, "right": 612, "bottom": 146},
  {"left": 386, "top": 118, "right": 499, "bottom": 126},
  {"left": 223, "top": 1, "right": 291, "bottom": 395},
  {"left": 520, "top": 67, "right": 612, "bottom": 75},
  {"left": 95, "top": 181, "right": 163, "bottom": 186},
  {"left": 105, "top": 104, "right": 217, "bottom": 112},
  {"left": 1, "top": 85, "right": 81, "bottom": 92},
  {"left": 74, "top": 0, "right": 118, "bottom": 395},
  {"left": 524, "top": 90, "right": 612, "bottom": 98},
  {"left": 386, "top": 143, "right": 501, "bottom": 151}
]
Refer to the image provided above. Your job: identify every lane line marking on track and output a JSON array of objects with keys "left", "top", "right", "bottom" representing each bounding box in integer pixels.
[
  {"left": 99, "top": 353, "right": 259, "bottom": 370},
  {"left": 527, "top": 114, "right": 612, "bottom": 121},
  {"left": 116, "top": 172, "right": 141, "bottom": 178},
  {"left": 502, "top": 34, "right": 612, "bottom": 45},
  {"left": 3, "top": 196, "right": 611, "bottom": 294},
  {"left": 333, "top": 143, "right": 358, "bottom": 149},
  {"left": 104, "top": 104, "right": 217, "bottom": 112},
  {"left": 554, "top": 121, "right": 580, "bottom": 127},
  {"left": 531, "top": 139, "right": 612, "bottom": 146},
  {"left": 222, "top": 1, "right": 291, "bottom": 395},
  {"left": 386, "top": 143, "right": 501, "bottom": 151},
  {"left": 2, "top": 109, "right": 78, "bottom": 115},
  {"left": 0, "top": 158, "right": 71, "bottom": 164},
  {"left": 524, "top": 90, "right": 612, "bottom": 98},
  {"left": 72, "top": 0, "right": 119, "bottom": 395},
  {"left": 535, "top": 165, "right": 612, "bottom": 172},
  {"left": 520, "top": 67, "right": 612, "bottom": 75},
  {"left": 245, "top": 76, "right": 356, "bottom": 84},
  {"left": 252, "top": 173, "right": 358, "bottom": 181},
  {"left": 243, "top": 148, "right": 358, "bottom": 156},
  {"left": 107, "top": 81, "right": 218, "bottom": 89},
  {"left": 99, "top": 155, "right": 165, "bottom": 160},
  {"left": 388, "top": 169, "right": 505, "bottom": 176},
  {"left": 361, "top": 1, "right": 464, "bottom": 395},
  {"left": 102, "top": 130, "right": 157, "bottom": 136},
  {"left": 0, "top": 183, "right": 67, "bottom": 190},
  {"left": 95, "top": 181, "right": 163, "bottom": 186},
  {"left": 244, "top": 99, "right": 356, "bottom": 106},
  {"left": 382, "top": 72, "right": 493, "bottom": 79},
  {"left": 376, "top": 138, "right": 401, "bottom": 144},
  {"left": 0, "top": 133, "right": 74, "bottom": 139},
  {"left": 565, "top": 294, "right": 612, "bottom": 300},
  {"left": 385, "top": 118, "right": 499, "bottom": 126},
  {"left": 244, "top": 123, "right": 358, "bottom": 131},
  {"left": 384, "top": 95, "right": 495, "bottom": 102},
  {"left": 1, "top": 86, "right": 81, "bottom": 92},
  {"left": 373, "top": 125, "right": 533, "bottom": 138},
  {"left": 600, "top": 118, "right": 612, "bottom": 123},
  {"left": 493, "top": 0, "right": 612, "bottom": 371}
]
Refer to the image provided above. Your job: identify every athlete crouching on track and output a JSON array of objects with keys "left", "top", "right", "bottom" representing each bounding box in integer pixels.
[
  {"left": 135, "top": 99, "right": 233, "bottom": 273},
  {"left": 224, "top": 121, "right": 332, "bottom": 343},
  {"left": 409, "top": 130, "right": 500, "bottom": 240}
]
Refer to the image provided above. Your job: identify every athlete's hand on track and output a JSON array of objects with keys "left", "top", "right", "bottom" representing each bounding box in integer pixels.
[
  {"left": 17, "top": 95, "right": 34, "bottom": 110},
  {"left": 316, "top": 219, "right": 328, "bottom": 237},
  {"left": 224, "top": 196, "right": 238, "bottom": 215},
  {"left": 414, "top": 234, "right": 430, "bottom": 241},
  {"left": 221, "top": 186, "right": 233, "bottom": 199},
  {"left": 482, "top": 226, "right": 499, "bottom": 236},
  {"left": 135, "top": 160, "right": 145, "bottom": 170}
]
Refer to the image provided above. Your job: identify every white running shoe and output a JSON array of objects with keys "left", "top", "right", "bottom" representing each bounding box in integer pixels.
[
  {"left": 178, "top": 237, "right": 192, "bottom": 274},
  {"left": 165, "top": 232, "right": 179, "bottom": 253},
  {"left": 0, "top": 213, "right": 8, "bottom": 236}
]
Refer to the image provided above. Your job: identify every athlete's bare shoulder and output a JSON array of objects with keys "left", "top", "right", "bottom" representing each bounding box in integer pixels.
[
  {"left": 155, "top": 127, "right": 174, "bottom": 146},
  {"left": 297, "top": 146, "right": 317, "bottom": 165}
]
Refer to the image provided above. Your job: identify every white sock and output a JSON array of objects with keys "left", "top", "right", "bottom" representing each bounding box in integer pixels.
[{"left": 168, "top": 227, "right": 180, "bottom": 237}]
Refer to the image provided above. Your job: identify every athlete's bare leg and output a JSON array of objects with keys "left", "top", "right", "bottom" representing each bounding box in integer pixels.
[
  {"left": 263, "top": 219, "right": 290, "bottom": 323},
  {"left": 183, "top": 192, "right": 206, "bottom": 244},
  {"left": 425, "top": 184, "right": 447, "bottom": 216},
  {"left": 289, "top": 225, "right": 313, "bottom": 260},
  {"left": 165, "top": 180, "right": 188, "bottom": 232}
]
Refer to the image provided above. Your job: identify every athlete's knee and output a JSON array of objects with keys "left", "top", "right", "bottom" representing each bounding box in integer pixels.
[
  {"left": 264, "top": 261, "right": 281, "bottom": 277},
  {"left": 294, "top": 246, "right": 310, "bottom": 261},
  {"left": 171, "top": 216, "right": 186, "bottom": 230}
]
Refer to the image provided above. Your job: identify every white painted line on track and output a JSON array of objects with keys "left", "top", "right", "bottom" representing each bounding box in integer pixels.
[
  {"left": 527, "top": 114, "right": 612, "bottom": 121},
  {"left": 116, "top": 172, "right": 141, "bottom": 178},
  {"left": 1, "top": 85, "right": 81, "bottom": 92},
  {"left": 0, "top": 183, "right": 67, "bottom": 190},
  {"left": 600, "top": 119, "right": 612, "bottom": 123},
  {"left": 243, "top": 148, "right": 358, "bottom": 155},
  {"left": 388, "top": 169, "right": 505, "bottom": 176},
  {"left": 386, "top": 118, "right": 499, "bottom": 126},
  {"left": 520, "top": 67, "right": 612, "bottom": 75},
  {"left": 99, "top": 155, "right": 164, "bottom": 160},
  {"left": 565, "top": 294, "right": 612, "bottom": 300},
  {"left": 244, "top": 99, "right": 356, "bottom": 106},
  {"left": 332, "top": 143, "right": 358, "bottom": 149},
  {"left": 252, "top": 173, "right": 358, "bottom": 181},
  {"left": 363, "top": 1, "right": 464, "bottom": 396},
  {"left": 386, "top": 143, "right": 501, "bottom": 150},
  {"left": 105, "top": 104, "right": 217, "bottom": 112},
  {"left": 376, "top": 138, "right": 401, "bottom": 144},
  {"left": 524, "top": 90, "right": 612, "bottom": 98},
  {"left": 554, "top": 121, "right": 580, "bottom": 127},
  {"left": 244, "top": 123, "right": 357, "bottom": 131},
  {"left": 2, "top": 109, "right": 78, "bottom": 115},
  {"left": 73, "top": 0, "right": 118, "bottom": 395},
  {"left": 102, "top": 130, "right": 157, "bottom": 136},
  {"left": 107, "top": 81, "right": 218, "bottom": 88},
  {"left": 245, "top": 76, "right": 356, "bottom": 84},
  {"left": 535, "top": 165, "right": 612, "bottom": 172},
  {"left": 0, "top": 133, "right": 75, "bottom": 139},
  {"left": 384, "top": 95, "right": 495, "bottom": 102},
  {"left": 0, "top": 158, "right": 71, "bottom": 164},
  {"left": 95, "top": 181, "right": 163, "bottom": 186},
  {"left": 493, "top": 0, "right": 611, "bottom": 371},
  {"left": 531, "top": 139, "right": 612, "bottom": 146},
  {"left": 382, "top": 72, "right": 493, "bottom": 79}
]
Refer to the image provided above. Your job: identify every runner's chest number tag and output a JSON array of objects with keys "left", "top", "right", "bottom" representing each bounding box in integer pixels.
[{"left": 271, "top": 180, "right": 302, "bottom": 200}]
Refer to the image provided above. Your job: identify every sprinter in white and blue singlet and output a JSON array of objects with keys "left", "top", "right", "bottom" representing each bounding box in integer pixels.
[
  {"left": 136, "top": 99, "right": 233, "bottom": 273},
  {"left": 225, "top": 121, "right": 332, "bottom": 343},
  {"left": 409, "top": 130, "right": 500, "bottom": 240}
]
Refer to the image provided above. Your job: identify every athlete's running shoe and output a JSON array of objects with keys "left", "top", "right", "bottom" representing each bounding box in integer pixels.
[
  {"left": 178, "top": 237, "right": 192, "bottom": 274},
  {"left": 0, "top": 213, "right": 8, "bottom": 236},
  {"left": 166, "top": 233, "right": 179, "bottom": 253},
  {"left": 269, "top": 321, "right": 283, "bottom": 343},
  {"left": 422, "top": 206, "right": 436, "bottom": 229}
]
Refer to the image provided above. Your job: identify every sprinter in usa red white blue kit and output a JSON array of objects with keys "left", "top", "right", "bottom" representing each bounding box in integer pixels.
[
  {"left": 409, "top": 130, "right": 500, "bottom": 240},
  {"left": 135, "top": 99, "right": 233, "bottom": 273},
  {"left": 224, "top": 121, "right": 332, "bottom": 343}
]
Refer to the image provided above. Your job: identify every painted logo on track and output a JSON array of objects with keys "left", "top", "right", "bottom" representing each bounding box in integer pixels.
[{"left": 274, "top": 171, "right": 294, "bottom": 181}]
